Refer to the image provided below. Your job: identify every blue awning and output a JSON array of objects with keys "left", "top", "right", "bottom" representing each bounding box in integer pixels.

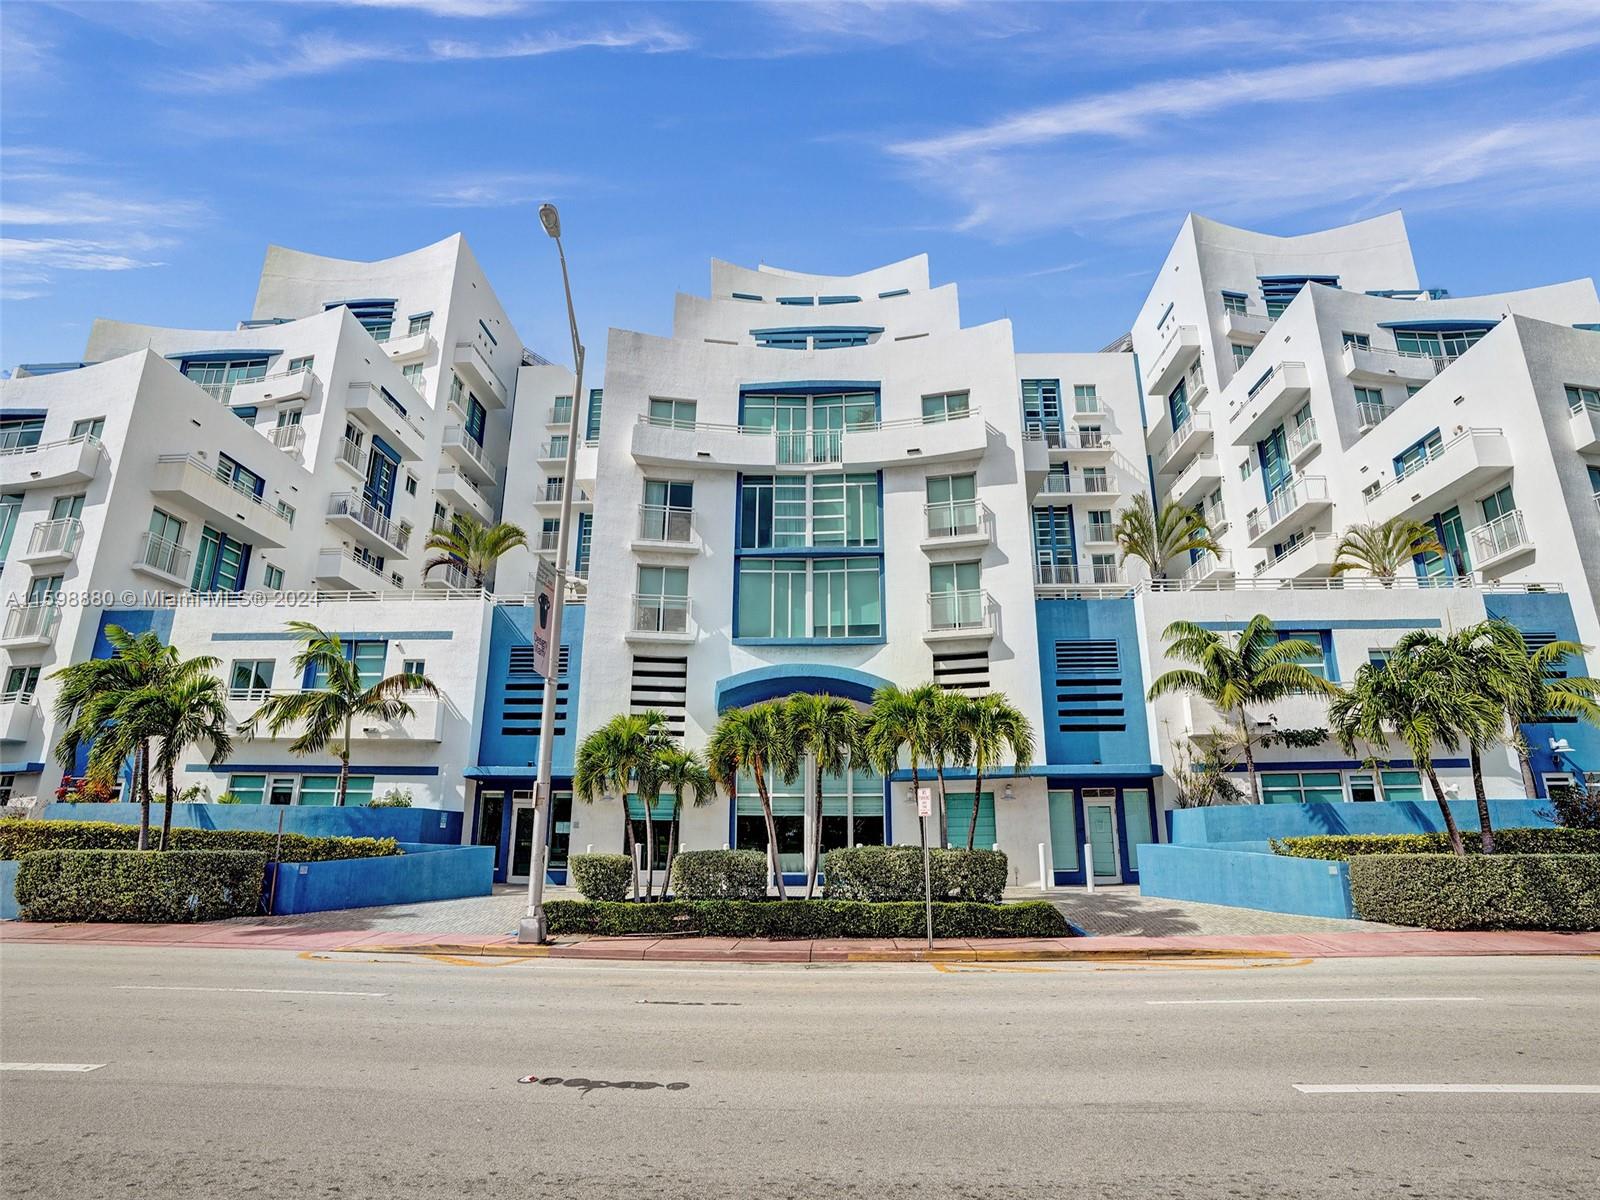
[
  {"left": 889, "top": 763, "right": 1163, "bottom": 781},
  {"left": 0, "top": 761, "right": 45, "bottom": 775},
  {"left": 1376, "top": 319, "right": 1499, "bottom": 332},
  {"left": 164, "top": 349, "right": 281, "bottom": 363}
]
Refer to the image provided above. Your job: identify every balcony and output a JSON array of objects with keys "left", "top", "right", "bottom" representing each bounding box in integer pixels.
[
  {"left": 0, "top": 690, "right": 41, "bottom": 745},
  {"left": 232, "top": 689, "right": 442, "bottom": 742},
  {"left": 547, "top": 403, "right": 574, "bottom": 427},
  {"left": 1364, "top": 428, "right": 1513, "bottom": 524},
  {"left": 1245, "top": 475, "right": 1331, "bottom": 547},
  {"left": 334, "top": 436, "right": 367, "bottom": 478},
  {"left": 149, "top": 454, "right": 292, "bottom": 548},
  {"left": 630, "top": 410, "right": 987, "bottom": 472},
  {"left": 1181, "top": 550, "right": 1235, "bottom": 587},
  {"left": 1, "top": 604, "right": 59, "bottom": 650},
  {"left": 925, "top": 589, "right": 995, "bottom": 641},
  {"left": 383, "top": 329, "right": 435, "bottom": 363},
  {"left": 228, "top": 366, "right": 315, "bottom": 409},
  {"left": 921, "top": 501, "right": 994, "bottom": 553},
  {"left": 131, "top": 532, "right": 193, "bottom": 586},
  {"left": 315, "top": 546, "right": 392, "bottom": 591},
  {"left": 632, "top": 504, "right": 700, "bottom": 555},
  {"left": 627, "top": 595, "right": 696, "bottom": 644},
  {"left": 1076, "top": 476, "right": 1122, "bottom": 506},
  {"left": 452, "top": 341, "right": 508, "bottom": 409},
  {"left": 1341, "top": 342, "right": 1436, "bottom": 387},
  {"left": 1032, "top": 473, "right": 1074, "bottom": 505},
  {"left": 1170, "top": 452, "right": 1222, "bottom": 508},
  {"left": 345, "top": 383, "right": 426, "bottom": 460},
  {"left": 1144, "top": 324, "right": 1202, "bottom": 396},
  {"left": 1025, "top": 424, "right": 1116, "bottom": 458},
  {"left": 441, "top": 425, "right": 498, "bottom": 487},
  {"left": 268, "top": 423, "right": 306, "bottom": 460},
  {"left": 538, "top": 439, "right": 569, "bottom": 464},
  {"left": 1356, "top": 398, "right": 1393, "bottom": 434},
  {"left": 1254, "top": 533, "right": 1338, "bottom": 579},
  {"left": 436, "top": 465, "right": 495, "bottom": 524},
  {"left": 423, "top": 561, "right": 473, "bottom": 590},
  {"left": 1570, "top": 397, "right": 1600, "bottom": 453},
  {"left": 18, "top": 517, "right": 82, "bottom": 565},
  {"left": 1230, "top": 361, "right": 1312, "bottom": 446},
  {"left": 1155, "top": 412, "right": 1214, "bottom": 476},
  {"left": 1218, "top": 305, "right": 1272, "bottom": 343},
  {"left": 326, "top": 492, "right": 412, "bottom": 556},
  {"left": 1033, "top": 563, "right": 1125, "bottom": 597},
  {"left": 1468, "top": 509, "right": 1534, "bottom": 573},
  {"left": 1286, "top": 419, "right": 1321, "bottom": 466},
  {"left": 0, "top": 435, "right": 109, "bottom": 491}
]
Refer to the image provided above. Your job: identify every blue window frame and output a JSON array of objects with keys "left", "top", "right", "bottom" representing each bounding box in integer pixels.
[
  {"left": 1, "top": 417, "right": 45, "bottom": 449},
  {"left": 1167, "top": 377, "right": 1189, "bottom": 429},
  {"left": 192, "top": 525, "right": 250, "bottom": 593},
  {"left": 364, "top": 437, "right": 400, "bottom": 516},
  {"left": 574, "top": 512, "right": 593, "bottom": 577},
  {"left": 1021, "top": 379, "right": 1062, "bottom": 438},
  {"left": 465, "top": 395, "right": 487, "bottom": 445},
  {"left": 216, "top": 453, "right": 265, "bottom": 497},
  {"left": 326, "top": 299, "right": 397, "bottom": 341},
  {"left": 1260, "top": 275, "right": 1339, "bottom": 318},
  {"left": 585, "top": 389, "right": 604, "bottom": 442},
  {"left": 751, "top": 326, "right": 881, "bottom": 350},
  {"left": 877, "top": 288, "right": 910, "bottom": 299},
  {"left": 731, "top": 292, "right": 762, "bottom": 302},
  {"left": 776, "top": 296, "right": 814, "bottom": 306},
  {"left": 1032, "top": 506, "right": 1076, "bottom": 573},
  {"left": 1257, "top": 427, "right": 1291, "bottom": 500},
  {"left": 818, "top": 295, "right": 860, "bottom": 305},
  {"left": 307, "top": 639, "right": 387, "bottom": 690},
  {"left": 1395, "top": 428, "right": 1443, "bottom": 480}
]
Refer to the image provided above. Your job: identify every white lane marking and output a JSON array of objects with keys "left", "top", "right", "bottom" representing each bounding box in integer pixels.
[
  {"left": 114, "top": 985, "right": 386, "bottom": 997},
  {"left": 1148, "top": 996, "right": 1481, "bottom": 1006},
  {"left": 2, "top": 1063, "right": 105, "bottom": 1072},
  {"left": 1295, "top": 1083, "right": 1600, "bottom": 1094}
]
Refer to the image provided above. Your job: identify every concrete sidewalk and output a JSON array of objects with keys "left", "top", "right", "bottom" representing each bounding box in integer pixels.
[{"left": 4, "top": 920, "right": 1597, "bottom": 962}]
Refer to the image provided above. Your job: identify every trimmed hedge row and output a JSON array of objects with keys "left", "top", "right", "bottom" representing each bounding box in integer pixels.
[
  {"left": 1270, "top": 827, "right": 1600, "bottom": 861},
  {"left": 670, "top": 850, "right": 768, "bottom": 900},
  {"left": 1349, "top": 853, "right": 1600, "bottom": 931},
  {"left": 15, "top": 849, "right": 269, "bottom": 923},
  {"left": 569, "top": 853, "right": 633, "bottom": 901},
  {"left": 822, "top": 846, "right": 1008, "bottom": 904},
  {"left": 0, "top": 819, "right": 399, "bottom": 863},
  {"left": 542, "top": 898, "right": 1068, "bottom": 940}
]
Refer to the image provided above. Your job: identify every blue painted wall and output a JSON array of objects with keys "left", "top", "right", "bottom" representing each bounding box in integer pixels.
[
  {"left": 0, "top": 860, "right": 17, "bottom": 920},
  {"left": 1169, "top": 799, "right": 1554, "bottom": 846},
  {"left": 37, "top": 802, "right": 462, "bottom": 844},
  {"left": 1138, "top": 844, "right": 1356, "bottom": 919},
  {"left": 1033, "top": 598, "right": 1153, "bottom": 770},
  {"left": 266, "top": 843, "right": 493, "bottom": 915},
  {"left": 1484, "top": 591, "right": 1600, "bottom": 792},
  {"left": 73, "top": 610, "right": 177, "bottom": 777},
  {"left": 476, "top": 603, "right": 585, "bottom": 775}
]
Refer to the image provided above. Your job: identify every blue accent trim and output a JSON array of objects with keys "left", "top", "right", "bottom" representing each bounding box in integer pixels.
[
  {"left": 164, "top": 349, "right": 279, "bottom": 362},
  {"left": 1376, "top": 319, "right": 1499, "bottom": 332},
  {"left": 715, "top": 664, "right": 892, "bottom": 712},
  {"left": 818, "top": 295, "right": 860, "bottom": 305},
  {"left": 15, "top": 363, "right": 93, "bottom": 376},
  {"left": 731, "top": 292, "right": 762, "bottom": 302},
  {"left": 1, "top": 408, "right": 47, "bottom": 419},
  {"left": 324, "top": 297, "right": 397, "bottom": 307},
  {"left": 877, "top": 288, "right": 910, "bottom": 299},
  {"left": 748, "top": 326, "right": 884, "bottom": 336},
  {"left": 408, "top": 310, "right": 433, "bottom": 320},
  {"left": 1220, "top": 758, "right": 1470, "bottom": 773},
  {"left": 1155, "top": 301, "right": 1173, "bottom": 327},
  {"left": 1192, "top": 618, "right": 1440, "bottom": 631},
  {"left": 477, "top": 319, "right": 498, "bottom": 347},
  {"left": 737, "top": 380, "right": 879, "bottom": 394},
  {"left": 0, "top": 760, "right": 45, "bottom": 774},
  {"left": 370, "top": 433, "right": 402, "bottom": 463},
  {"left": 187, "top": 763, "right": 440, "bottom": 776},
  {"left": 777, "top": 296, "right": 814, "bottom": 306},
  {"left": 210, "top": 629, "right": 454, "bottom": 641}
]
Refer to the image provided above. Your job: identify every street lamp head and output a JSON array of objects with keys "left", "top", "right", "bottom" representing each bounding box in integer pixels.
[{"left": 538, "top": 203, "right": 561, "bottom": 240}]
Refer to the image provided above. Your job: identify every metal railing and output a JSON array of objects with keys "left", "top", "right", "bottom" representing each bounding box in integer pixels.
[
  {"left": 336, "top": 437, "right": 366, "bottom": 472},
  {"left": 26, "top": 517, "right": 82, "bottom": 558},
  {"left": 0, "top": 431, "right": 108, "bottom": 464},
  {"left": 1356, "top": 399, "right": 1392, "bottom": 430},
  {"left": 0, "top": 688, "right": 38, "bottom": 706},
  {"left": 1182, "top": 551, "right": 1233, "bottom": 584},
  {"left": 135, "top": 532, "right": 191, "bottom": 579},
  {"left": 1080, "top": 474, "right": 1115, "bottom": 495},
  {"left": 443, "top": 425, "right": 493, "bottom": 473},
  {"left": 327, "top": 492, "right": 411, "bottom": 551},
  {"left": 1570, "top": 393, "right": 1600, "bottom": 415},
  {"left": 548, "top": 403, "right": 574, "bottom": 425},
  {"left": 1243, "top": 360, "right": 1306, "bottom": 400},
  {"left": 230, "top": 364, "right": 313, "bottom": 393},
  {"left": 2, "top": 604, "right": 59, "bottom": 643},
  {"left": 318, "top": 545, "right": 386, "bottom": 581},
  {"left": 924, "top": 500, "right": 988, "bottom": 540},
  {"left": 1084, "top": 520, "right": 1116, "bottom": 544},
  {"left": 1246, "top": 475, "right": 1329, "bottom": 540},
  {"left": 1254, "top": 533, "right": 1336, "bottom": 575},
  {"left": 1286, "top": 420, "right": 1320, "bottom": 457},
  {"left": 156, "top": 454, "right": 290, "bottom": 523},
  {"left": 537, "top": 528, "right": 560, "bottom": 551},
  {"left": 453, "top": 341, "right": 507, "bottom": 398},
  {"left": 1035, "top": 563, "right": 1121, "bottom": 587},
  {"left": 426, "top": 561, "right": 472, "bottom": 589},
  {"left": 928, "top": 588, "right": 992, "bottom": 631},
  {"left": 1370, "top": 428, "right": 1503, "bottom": 500},
  {"left": 637, "top": 408, "right": 979, "bottom": 460},
  {"left": 269, "top": 424, "right": 306, "bottom": 455},
  {"left": 638, "top": 503, "right": 694, "bottom": 543},
  {"left": 633, "top": 594, "right": 690, "bottom": 634},
  {"left": 539, "top": 439, "right": 570, "bottom": 460},
  {"left": 1037, "top": 473, "right": 1073, "bottom": 495},
  {"left": 348, "top": 382, "right": 426, "bottom": 438},
  {"left": 1468, "top": 509, "right": 1531, "bottom": 565},
  {"left": 1155, "top": 412, "right": 1212, "bottom": 469}
]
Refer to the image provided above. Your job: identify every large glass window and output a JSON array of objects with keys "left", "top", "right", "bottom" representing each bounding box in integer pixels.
[
  {"left": 736, "top": 557, "right": 880, "bottom": 640},
  {"left": 1393, "top": 327, "right": 1489, "bottom": 362},
  {"left": 648, "top": 397, "right": 697, "bottom": 428},
  {"left": 820, "top": 764, "right": 885, "bottom": 853},
  {"left": 737, "top": 558, "right": 807, "bottom": 639},
  {"left": 739, "top": 474, "right": 877, "bottom": 548},
  {"left": 635, "top": 565, "right": 689, "bottom": 633},
  {"left": 1260, "top": 771, "right": 1344, "bottom": 804},
  {"left": 191, "top": 525, "right": 248, "bottom": 593},
  {"left": 929, "top": 560, "right": 982, "bottom": 627},
  {"left": 181, "top": 357, "right": 268, "bottom": 402},
  {"left": 740, "top": 476, "right": 808, "bottom": 549},
  {"left": 299, "top": 775, "right": 375, "bottom": 807},
  {"left": 811, "top": 557, "right": 881, "bottom": 638},
  {"left": 1480, "top": 484, "right": 1516, "bottom": 524},
  {"left": 1021, "top": 379, "right": 1062, "bottom": 437},
  {"left": 921, "top": 391, "right": 970, "bottom": 423},
  {"left": 1350, "top": 770, "right": 1424, "bottom": 803},
  {"left": 229, "top": 659, "right": 275, "bottom": 698},
  {"left": 926, "top": 473, "right": 977, "bottom": 537},
  {"left": 735, "top": 769, "right": 805, "bottom": 875}
]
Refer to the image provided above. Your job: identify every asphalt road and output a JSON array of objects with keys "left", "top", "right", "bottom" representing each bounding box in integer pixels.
[{"left": 3, "top": 944, "right": 1598, "bottom": 1199}]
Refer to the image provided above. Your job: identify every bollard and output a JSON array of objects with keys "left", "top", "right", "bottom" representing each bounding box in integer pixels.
[
  {"left": 1038, "top": 842, "right": 1049, "bottom": 892},
  {"left": 1084, "top": 842, "right": 1094, "bottom": 893}
]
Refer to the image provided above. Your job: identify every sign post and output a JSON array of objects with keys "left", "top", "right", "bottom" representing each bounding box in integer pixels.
[{"left": 916, "top": 786, "right": 934, "bottom": 949}]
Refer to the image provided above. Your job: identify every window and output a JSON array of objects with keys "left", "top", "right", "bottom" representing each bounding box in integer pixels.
[
  {"left": 1221, "top": 291, "right": 1248, "bottom": 315},
  {"left": 929, "top": 560, "right": 982, "bottom": 627},
  {"left": 584, "top": 389, "right": 603, "bottom": 441},
  {"left": 574, "top": 512, "right": 593, "bottom": 578},
  {"left": 229, "top": 659, "right": 275, "bottom": 699},
  {"left": 926, "top": 473, "right": 978, "bottom": 537},
  {"left": 737, "top": 558, "right": 807, "bottom": 638},
  {"left": 1278, "top": 630, "right": 1331, "bottom": 679},
  {"left": 192, "top": 525, "right": 249, "bottom": 593},
  {"left": 1230, "top": 343, "right": 1252, "bottom": 368},
  {"left": 811, "top": 557, "right": 881, "bottom": 637},
  {"left": 551, "top": 394, "right": 574, "bottom": 424},
  {"left": 27, "top": 575, "right": 63, "bottom": 602},
  {"left": 640, "top": 480, "right": 693, "bottom": 541},
  {"left": 1394, "top": 327, "right": 1489, "bottom": 361},
  {"left": 739, "top": 474, "right": 877, "bottom": 549},
  {"left": 0, "top": 775, "right": 14, "bottom": 804},
  {"left": 449, "top": 373, "right": 467, "bottom": 411},
  {"left": 1342, "top": 331, "right": 1371, "bottom": 349},
  {"left": 735, "top": 768, "right": 805, "bottom": 874},
  {"left": 1395, "top": 428, "right": 1444, "bottom": 480},
  {"left": 70, "top": 417, "right": 105, "bottom": 441},
  {"left": 1261, "top": 771, "right": 1344, "bottom": 804},
  {"left": 148, "top": 508, "right": 184, "bottom": 548},
  {"left": 288, "top": 355, "right": 314, "bottom": 373},
  {"left": 298, "top": 775, "right": 375, "bottom": 807},
  {"left": 777, "top": 296, "right": 814, "bottom": 306},
  {"left": 546, "top": 434, "right": 570, "bottom": 459},
  {"left": 1481, "top": 484, "right": 1516, "bottom": 525},
  {"left": 1083, "top": 466, "right": 1109, "bottom": 494},
  {"left": 636, "top": 565, "right": 690, "bottom": 633},
  {"left": 328, "top": 298, "right": 396, "bottom": 342},
  {"left": 402, "top": 658, "right": 426, "bottom": 678},
  {"left": 49, "top": 494, "right": 85, "bottom": 521},
  {"left": 1405, "top": 384, "right": 1423, "bottom": 398},
  {"left": 821, "top": 763, "right": 885, "bottom": 851},
  {"left": 736, "top": 557, "right": 880, "bottom": 640},
  {"left": 921, "top": 391, "right": 970, "bottom": 423},
  {"left": 263, "top": 564, "right": 284, "bottom": 591},
  {"left": 4, "top": 665, "right": 41, "bottom": 700},
  {"left": 215, "top": 452, "right": 264, "bottom": 498},
  {"left": 404, "top": 472, "right": 418, "bottom": 497},
  {"left": 731, "top": 292, "right": 762, "bottom": 302},
  {"left": 1021, "top": 379, "right": 1062, "bottom": 436},
  {"left": 276, "top": 500, "right": 295, "bottom": 526},
  {"left": 229, "top": 774, "right": 267, "bottom": 805},
  {"left": 181, "top": 357, "right": 268, "bottom": 401},
  {"left": 1, "top": 417, "right": 44, "bottom": 450},
  {"left": 544, "top": 476, "right": 565, "bottom": 503},
  {"left": 306, "top": 639, "right": 385, "bottom": 690},
  {"left": 944, "top": 792, "right": 995, "bottom": 850},
  {"left": 1087, "top": 510, "right": 1113, "bottom": 543},
  {"left": 648, "top": 397, "right": 697, "bottom": 429},
  {"left": 1565, "top": 384, "right": 1600, "bottom": 411},
  {"left": 1072, "top": 384, "right": 1099, "bottom": 415},
  {"left": 1350, "top": 770, "right": 1424, "bottom": 803},
  {"left": 408, "top": 313, "right": 431, "bottom": 336},
  {"left": 752, "top": 327, "right": 877, "bottom": 350},
  {"left": 0, "top": 494, "right": 22, "bottom": 561},
  {"left": 401, "top": 362, "right": 425, "bottom": 388}
]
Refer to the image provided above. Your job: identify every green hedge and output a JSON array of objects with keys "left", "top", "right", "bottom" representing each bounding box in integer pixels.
[
  {"left": 569, "top": 853, "right": 632, "bottom": 901},
  {"left": 670, "top": 849, "right": 768, "bottom": 900},
  {"left": 0, "top": 819, "right": 398, "bottom": 863},
  {"left": 15, "top": 849, "right": 270, "bottom": 923},
  {"left": 1349, "top": 853, "right": 1600, "bottom": 931},
  {"left": 821, "top": 846, "right": 1008, "bottom": 904},
  {"left": 542, "top": 898, "right": 1067, "bottom": 940},
  {"left": 1270, "top": 827, "right": 1600, "bottom": 861}
]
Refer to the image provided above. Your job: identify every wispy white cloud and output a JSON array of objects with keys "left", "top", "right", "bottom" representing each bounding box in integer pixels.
[
  {"left": 331, "top": 0, "right": 530, "bottom": 16},
  {"left": 417, "top": 171, "right": 576, "bottom": 208}
]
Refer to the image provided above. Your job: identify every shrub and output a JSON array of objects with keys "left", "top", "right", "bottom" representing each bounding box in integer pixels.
[
  {"left": 1270, "top": 827, "right": 1600, "bottom": 861},
  {"left": 369, "top": 788, "right": 413, "bottom": 808},
  {"left": 822, "top": 846, "right": 1009, "bottom": 903},
  {"left": 1539, "top": 785, "right": 1600, "bottom": 831},
  {"left": 542, "top": 898, "right": 1069, "bottom": 940},
  {"left": 568, "top": 853, "right": 632, "bottom": 901},
  {"left": 670, "top": 849, "right": 768, "bottom": 900},
  {"left": 1349, "top": 853, "right": 1600, "bottom": 931},
  {"left": 54, "top": 775, "right": 118, "bottom": 804},
  {"left": 15, "top": 849, "right": 270, "bottom": 923},
  {"left": 0, "top": 819, "right": 399, "bottom": 863},
  {"left": 214, "top": 793, "right": 243, "bottom": 805}
]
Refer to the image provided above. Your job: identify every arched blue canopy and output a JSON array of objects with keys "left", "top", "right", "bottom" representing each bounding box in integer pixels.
[{"left": 714, "top": 664, "right": 891, "bottom": 712}]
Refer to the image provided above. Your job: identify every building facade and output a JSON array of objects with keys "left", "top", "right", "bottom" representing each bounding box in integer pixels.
[{"left": 4, "top": 213, "right": 1598, "bottom": 891}]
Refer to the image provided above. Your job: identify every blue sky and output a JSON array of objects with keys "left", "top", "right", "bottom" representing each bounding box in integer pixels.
[{"left": 3, "top": 0, "right": 1598, "bottom": 373}]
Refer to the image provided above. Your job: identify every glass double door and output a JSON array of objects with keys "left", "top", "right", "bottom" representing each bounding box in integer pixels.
[{"left": 482, "top": 788, "right": 573, "bottom": 883}]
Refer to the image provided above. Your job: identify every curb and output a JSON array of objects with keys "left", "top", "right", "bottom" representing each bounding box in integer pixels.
[{"left": 347, "top": 941, "right": 1301, "bottom": 964}]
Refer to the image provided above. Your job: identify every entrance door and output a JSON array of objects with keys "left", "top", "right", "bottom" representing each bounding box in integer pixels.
[
  {"left": 508, "top": 789, "right": 536, "bottom": 882},
  {"left": 1082, "top": 789, "right": 1121, "bottom": 882}
]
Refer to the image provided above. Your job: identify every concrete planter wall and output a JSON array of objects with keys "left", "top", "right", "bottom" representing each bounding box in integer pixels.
[
  {"left": 265, "top": 843, "right": 494, "bottom": 915},
  {"left": 36, "top": 802, "right": 462, "bottom": 845}
]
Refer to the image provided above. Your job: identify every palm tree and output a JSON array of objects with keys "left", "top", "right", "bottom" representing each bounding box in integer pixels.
[
  {"left": 861, "top": 683, "right": 941, "bottom": 860},
  {"left": 51, "top": 626, "right": 188, "bottom": 849},
  {"left": 573, "top": 711, "right": 673, "bottom": 901},
  {"left": 961, "top": 693, "right": 1036, "bottom": 850},
  {"left": 1112, "top": 494, "right": 1221, "bottom": 582},
  {"left": 1331, "top": 518, "right": 1445, "bottom": 584},
  {"left": 423, "top": 515, "right": 529, "bottom": 587},
  {"left": 245, "top": 622, "right": 438, "bottom": 807},
  {"left": 784, "top": 692, "right": 861, "bottom": 898},
  {"left": 1330, "top": 653, "right": 1482, "bottom": 856},
  {"left": 706, "top": 703, "right": 791, "bottom": 900},
  {"left": 653, "top": 746, "right": 715, "bottom": 898},
  {"left": 923, "top": 688, "right": 971, "bottom": 850},
  {"left": 1147, "top": 616, "right": 1340, "bottom": 804},
  {"left": 1479, "top": 622, "right": 1600, "bottom": 801}
]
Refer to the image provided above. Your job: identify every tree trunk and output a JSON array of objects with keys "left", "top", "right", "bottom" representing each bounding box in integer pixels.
[
  {"left": 933, "top": 762, "right": 949, "bottom": 850},
  {"left": 136, "top": 742, "right": 151, "bottom": 851},
  {"left": 1423, "top": 764, "right": 1466, "bottom": 856},
  {"left": 642, "top": 803, "right": 657, "bottom": 901},
  {"left": 336, "top": 717, "right": 352, "bottom": 807},
  {"left": 1237, "top": 709, "right": 1260, "bottom": 804},
  {"left": 805, "top": 763, "right": 823, "bottom": 900},
  {"left": 662, "top": 803, "right": 681, "bottom": 900},
  {"left": 1468, "top": 745, "right": 1495, "bottom": 854},
  {"left": 622, "top": 802, "right": 640, "bottom": 901},
  {"left": 755, "top": 768, "right": 787, "bottom": 900},
  {"left": 967, "top": 765, "right": 985, "bottom": 851},
  {"left": 1370, "top": 755, "right": 1387, "bottom": 804},
  {"left": 160, "top": 755, "right": 177, "bottom": 850},
  {"left": 1514, "top": 728, "right": 1539, "bottom": 801}
]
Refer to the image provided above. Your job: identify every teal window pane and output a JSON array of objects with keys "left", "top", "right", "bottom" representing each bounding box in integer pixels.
[
  {"left": 944, "top": 792, "right": 995, "bottom": 849},
  {"left": 1122, "top": 789, "right": 1154, "bottom": 871},
  {"left": 1047, "top": 790, "right": 1079, "bottom": 871},
  {"left": 345, "top": 777, "right": 375, "bottom": 807},
  {"left": 298, "top": 777, "right": 338, "bottom": 807},
  {"left": 229, "top": 775, "right": 266, "bottom": 805}
]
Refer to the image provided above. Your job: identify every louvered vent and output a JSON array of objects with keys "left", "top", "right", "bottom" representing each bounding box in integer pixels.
[
  {"left": 933, "top": 650, "right": 989, "bottom": 695},
  {"left": 1053, "top": 638, "right": 1126, "bottom": 733},
  {"left": 632, "top": 655, "right": 687, "bottom": 738}
]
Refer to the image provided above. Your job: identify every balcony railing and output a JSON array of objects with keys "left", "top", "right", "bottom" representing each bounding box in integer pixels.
[
  {"left": 928, "top": 588, "right": 992, "bottom": 630},
  {"left": 633, "top": 594, "right": 690, "bottom": 634},
  {"left": 444, "top": 426, "right": 491, "bottom": 470},
  {"left": 1035, "top": 562, "right": 1121, "bottom": 587},
  {"left": 638, "top": 504, "right": 694, "bottom": 544},
  {"left": 1356, "top": 399, "right": 1392, "bottom": 430},
  {"left": 2, "top": 603, "right": 59, "bottom": 643},
  {"left": 548, "top": 403, "right": 574, "bottom": 425},
  {"left": 538, "top": 528, "right": 560, "bottom": 551},
  {"left": 1370, "top": 427, "right": 1504, "bottom": 500},
  {"left": 269, "top": 423, "right": 306, "bottom": 455},
  {"left": 1254, "top": 533, "right": 1336, "bottom": 575},
  {"left": 924, "top": 500, "right": 987, "bottom": 540},
  {"left": 1080, "top": 475, "right": 1115, "bottom": 495},
  {"left": 1182, "top": 550, "right": 1233, "bottom": 584},
  {"left": 538, "top": 439, "right": 570, "bottom": 460},
  {"left": 1286, "top": 420, "right": 1320, "bottom": 458},
  {"left": 337, "top": 437, "right": 366, "bottom": 473},
  {"left": 26, "top": 517, "right": 82, "bottom": 559},
  {"left": 638, "top": 408, "right": 978, "bottom": 465},
  {"left": 1155, "top": 412, "right": 1212, "bottom": 471},
  {"left": 1246, "top": 475, "right": 1330, "bottom": 541},
  {"left": 1468, "top": 509, "right": 1532, "bottom": 567},
  {"left": 327, "top": 493, "right": 411, "bottom": 552},
  {"left": 135, "top": 532, "right": 191, "bottom": 580},
  {"left": 1037, "top": 474, "right": 1073, "bottom": 495},
  {"left": 1023, "top": 424, "right": 1110, "bottom": 451}
]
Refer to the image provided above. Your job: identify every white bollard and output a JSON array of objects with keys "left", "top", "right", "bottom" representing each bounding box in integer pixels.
[
  {"left": 1038, "top": 842, "right": 1049, "bottom": 892},
  {"left": 585, "top": 844, "right": 593, "bottom": 854},
  {"left": 1084, "top": 843, "right": 1094, "bottom": 893}
]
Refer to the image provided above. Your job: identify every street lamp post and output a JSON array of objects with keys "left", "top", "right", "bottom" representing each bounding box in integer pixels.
[{"left": 519, "top": 202, "right": 585, "bottom": 944}]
